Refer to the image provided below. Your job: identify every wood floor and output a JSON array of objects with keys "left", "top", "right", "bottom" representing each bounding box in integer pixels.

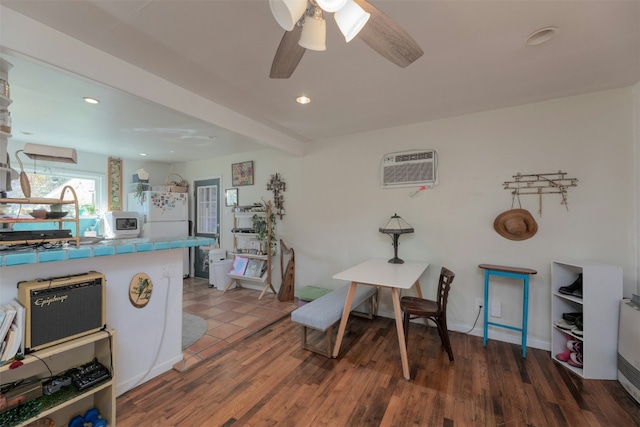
[{"left": 116, "top": 315, "right": 640, "bottom": 426}]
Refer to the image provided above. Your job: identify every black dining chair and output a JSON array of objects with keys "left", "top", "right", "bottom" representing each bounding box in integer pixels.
[{"left": 400, "top": 267, "right": 455, "bottom": 361}]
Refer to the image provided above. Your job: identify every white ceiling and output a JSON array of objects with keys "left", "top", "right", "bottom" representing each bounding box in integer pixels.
[{"left": 1, "top": 0, "right": 639, "bottom": 164}]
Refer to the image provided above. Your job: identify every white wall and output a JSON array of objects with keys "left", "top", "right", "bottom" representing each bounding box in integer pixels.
[{"left": 175, "top": 87, "right": 637, "bottom": 350}]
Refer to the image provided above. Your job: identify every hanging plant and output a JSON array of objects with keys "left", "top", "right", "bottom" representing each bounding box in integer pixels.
[
  {"left": 252, "top": 210, "right": 277, "bottom": 255},
  {"left": 134, "top": 182, "right": 146, "bottom": 204}
]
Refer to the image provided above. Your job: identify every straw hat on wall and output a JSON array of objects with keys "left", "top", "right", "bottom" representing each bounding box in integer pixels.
[{"left": 493, "top": 209, "right": 538, "bottom": 241}]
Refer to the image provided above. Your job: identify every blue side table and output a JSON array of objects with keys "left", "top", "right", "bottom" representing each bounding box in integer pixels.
[{"left": 479, "top": 264, "right": 537, "bottom": 357}]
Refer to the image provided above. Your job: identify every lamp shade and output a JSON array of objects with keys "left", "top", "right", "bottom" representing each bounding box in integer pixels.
[
  {"left": 379, "top": 214, "right": 414, "bottom": 235},
  {"left": 299, "top": 15, "right": 327, "bottom": 51},
  {"left": 334, "top": 0, "right": 370, "bottom": 42},
  {"left": 316, "top": 0, "right": 349, "bottom": 13},
  {"left": 269, "top": 0, "right": 308, "bottom": 31}
]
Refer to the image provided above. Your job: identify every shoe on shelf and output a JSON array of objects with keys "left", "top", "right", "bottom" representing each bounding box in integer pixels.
[
  {"left": 566, "top": 340, "right": 583, "bottom": 354},
  {"left": 554, "top": 319, "right": 574, "bottom": 330},
  {"left": 574, "top": 314, "right": 583, "bottom": 331},
  {"left": 567, "top": 351, "right": 583, "bottom": 368},
  {"left": 558, "top": 273, "right": 583, "bottom": 296},
  {"left": 571, "top": 326, "right": 583, "bottom": 337},
  {"left": 562, "top": 312, "right": 582, "bottom": 323},
  {"left": 556, "top": 349, "right": 571, "bottom": 362}
]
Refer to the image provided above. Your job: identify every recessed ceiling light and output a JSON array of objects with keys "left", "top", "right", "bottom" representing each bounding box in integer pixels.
[
  {"left": 296, "top": 96, "right": 311, "bottom": 104},
  {"left": 83, "top": 97, "right": 100, "bottom": 104},
  {"left": 140, "top": 153, "right": 147, "bottom": 157},
  {"left": 526, "top": 26, "right": 558, "bottom": 46}
]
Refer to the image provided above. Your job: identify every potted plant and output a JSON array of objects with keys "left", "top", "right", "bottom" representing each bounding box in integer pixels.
[
  {"left": 252, "top": 210, "right": 277, "bottom": 255},
  {"left": 81, "top": 204, "right": 96, "bottom": 216}
]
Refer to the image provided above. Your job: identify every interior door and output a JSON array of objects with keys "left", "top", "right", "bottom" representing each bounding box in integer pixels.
[{"left": 193, "top": 177, "right": 220, "bottom": 279}]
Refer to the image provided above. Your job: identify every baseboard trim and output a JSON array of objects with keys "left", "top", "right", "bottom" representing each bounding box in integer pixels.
[{"left": 376, "top": 309, "right": 551, "bottom": 352}]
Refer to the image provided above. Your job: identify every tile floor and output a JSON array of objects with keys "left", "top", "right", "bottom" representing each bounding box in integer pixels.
[{"left": 174, "top": 277, "right": 297, "bottom": 371}]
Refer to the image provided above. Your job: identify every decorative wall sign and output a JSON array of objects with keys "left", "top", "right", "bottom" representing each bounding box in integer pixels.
[
  {"left": 129, "top": 272, "right": 153, "bottom": 308},
  {"left": 225, "top": 188, "right": 238, "bottom": 207},
  {"left": 232, "top": 161, "right": 254, "bottom": 186},
  {"left": 266, "top": 173, "right": 286, "bottom": 219},
  {"left": 108, "top": 157, "right": 122, "bottom": 211}
]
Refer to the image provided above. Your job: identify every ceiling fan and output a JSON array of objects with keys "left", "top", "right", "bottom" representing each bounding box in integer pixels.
[{"left": 269, "top": 0, "right": 424, "bottom": 79}]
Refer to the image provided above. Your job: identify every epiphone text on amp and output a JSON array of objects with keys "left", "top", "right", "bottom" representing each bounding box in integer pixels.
[{"left": 18, "top": 271, "right": 106, "bottom": 352}]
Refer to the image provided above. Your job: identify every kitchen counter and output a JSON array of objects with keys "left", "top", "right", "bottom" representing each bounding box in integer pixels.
[
  {"left": 0, "top": 236, "right": 214, "bottom": 266},
  {"left": 0, "top": 236, "right": 214, "bottom": 396}
]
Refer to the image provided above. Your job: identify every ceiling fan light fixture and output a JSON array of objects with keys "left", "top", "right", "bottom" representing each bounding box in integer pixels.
[
  {"left": 316, "top": 0, "right": 349, "bottom": 13},
  {"left": 269, "top": 0, "right": 308, "bottom": 31},
  {"left": 298, "top": 11, "right": 327, "bottom": 51},
  {"left": 334, "top": 0, "right": 370, "bottom": 42}
]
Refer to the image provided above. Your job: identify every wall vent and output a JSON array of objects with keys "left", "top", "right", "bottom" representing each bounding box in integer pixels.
[{"left": 380, "top": 149, "right": 437, "bottom": 188}]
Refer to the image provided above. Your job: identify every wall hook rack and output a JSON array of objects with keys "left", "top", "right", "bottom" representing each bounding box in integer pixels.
[{"left": 503, "top": 171, "right": 578, "bottom": 216}]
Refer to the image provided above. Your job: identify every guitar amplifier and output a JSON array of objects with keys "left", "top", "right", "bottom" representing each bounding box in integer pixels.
[{"left": 18, "top": 271, "right": 106, "bottom": 352}]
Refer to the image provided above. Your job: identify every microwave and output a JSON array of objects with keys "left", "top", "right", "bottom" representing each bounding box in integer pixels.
[{"left": 101, "top": 211, "right": 141, "bottom": 239}]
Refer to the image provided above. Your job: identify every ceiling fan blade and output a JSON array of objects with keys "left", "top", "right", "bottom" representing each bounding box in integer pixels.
[
  {"left": 353, "top": 0, "right": 424, "bottom": 68},
  {"left": 270, "top": 25, "right": 306, "bottom": 79}
]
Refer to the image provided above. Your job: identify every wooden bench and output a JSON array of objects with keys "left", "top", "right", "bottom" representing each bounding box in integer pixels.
[{"left": 290, "top": 284, "right": 377, "bottom": 357}]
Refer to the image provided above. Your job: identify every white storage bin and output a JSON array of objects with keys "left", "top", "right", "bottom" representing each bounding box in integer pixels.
[{"left": 210, "top": 258, "right": 233, "bottom": 289}]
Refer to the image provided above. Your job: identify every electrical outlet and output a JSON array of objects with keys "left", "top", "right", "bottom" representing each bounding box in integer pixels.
[
  {"left": 491, "top": 301, "right": 501, "bottom": 318},
  {"left": 162, "top": 264, "right": 174, "bottom": 278},
  {"left": 475, "top": 298, "right": 484, "bottom": 309}
]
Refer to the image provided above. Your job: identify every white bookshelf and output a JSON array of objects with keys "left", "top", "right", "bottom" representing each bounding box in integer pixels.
[
  {"left": 0, "top": 330, "right": 116, "bottom": 427},
  {"left": 551, "top": 261, "right": 622, "bottom": 379}
]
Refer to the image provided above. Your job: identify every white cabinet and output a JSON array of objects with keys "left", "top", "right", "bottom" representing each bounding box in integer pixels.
[
  {"left": 0, "top": 330, "right": 116, "bottom": 427},
  {"left": 226, "top": 202, "right": 275, "bottom": 299},
  {"left": 551, "top": 261, "right": 622, "bottom": 379}
]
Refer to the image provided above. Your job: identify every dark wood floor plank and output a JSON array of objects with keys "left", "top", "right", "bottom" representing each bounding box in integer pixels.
[{"left": 116, "top": 316, "right": 640, "bottom": 427}]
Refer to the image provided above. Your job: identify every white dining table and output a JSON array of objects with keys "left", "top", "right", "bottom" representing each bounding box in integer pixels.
[{"left": 331, "top": 258, "right": 430, "bottom": 380}]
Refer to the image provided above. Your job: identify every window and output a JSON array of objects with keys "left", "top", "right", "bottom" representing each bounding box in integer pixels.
[{"left": 6, "top": 168, "right": 103, "bottom": 217}]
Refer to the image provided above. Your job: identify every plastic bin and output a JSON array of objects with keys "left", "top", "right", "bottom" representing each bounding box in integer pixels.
[
  {"left": 210, "top": 259, "right": 233, "bottom": 289},
  {"left": 209, "top": 249, "right": 226, "bottom": 262},
  {"left": 208, "top": 249, "right": 227, "bottom": 287}
]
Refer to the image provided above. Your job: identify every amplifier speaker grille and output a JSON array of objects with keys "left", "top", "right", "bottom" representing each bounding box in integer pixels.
[{"left": 18, "top": 271, "right": 106, "bottom": 352}]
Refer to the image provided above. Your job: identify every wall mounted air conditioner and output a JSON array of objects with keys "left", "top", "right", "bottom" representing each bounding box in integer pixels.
[
  {"left": 380, "top": 149, "right": 437, "bottom": 188},
  {"left": 618, "top": 296, "right": 640, "bottom": 404}
]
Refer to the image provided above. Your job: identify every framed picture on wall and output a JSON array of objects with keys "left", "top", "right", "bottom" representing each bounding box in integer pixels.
[
  {"left": 225, "top": 188, "right": 238, "bottom": 207},
  {"left": 108, "top": 157, "right": 122, "bottom": 211},
  {"left": 232, "top": 161, "right": 254, "bottom": 186}
]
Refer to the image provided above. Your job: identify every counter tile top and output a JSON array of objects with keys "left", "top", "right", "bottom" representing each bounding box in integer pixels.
[{"left": 0, "top": 237, "right": 214, "bottom": 267}]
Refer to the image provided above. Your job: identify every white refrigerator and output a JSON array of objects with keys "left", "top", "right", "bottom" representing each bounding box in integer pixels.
[{"left": 128, "top": 191, "right": 190, "bottom": 277}]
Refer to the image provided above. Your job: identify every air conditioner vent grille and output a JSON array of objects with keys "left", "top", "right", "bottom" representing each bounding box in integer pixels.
[
  {"left": 383, "top": 163, "right": 433, "bottom": 185},
  {"left": 394, "top": 151, "right": 433, "bottom": 162},
  {"left": 381, "top": 149, "right": 437, "bottom": 188}
]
